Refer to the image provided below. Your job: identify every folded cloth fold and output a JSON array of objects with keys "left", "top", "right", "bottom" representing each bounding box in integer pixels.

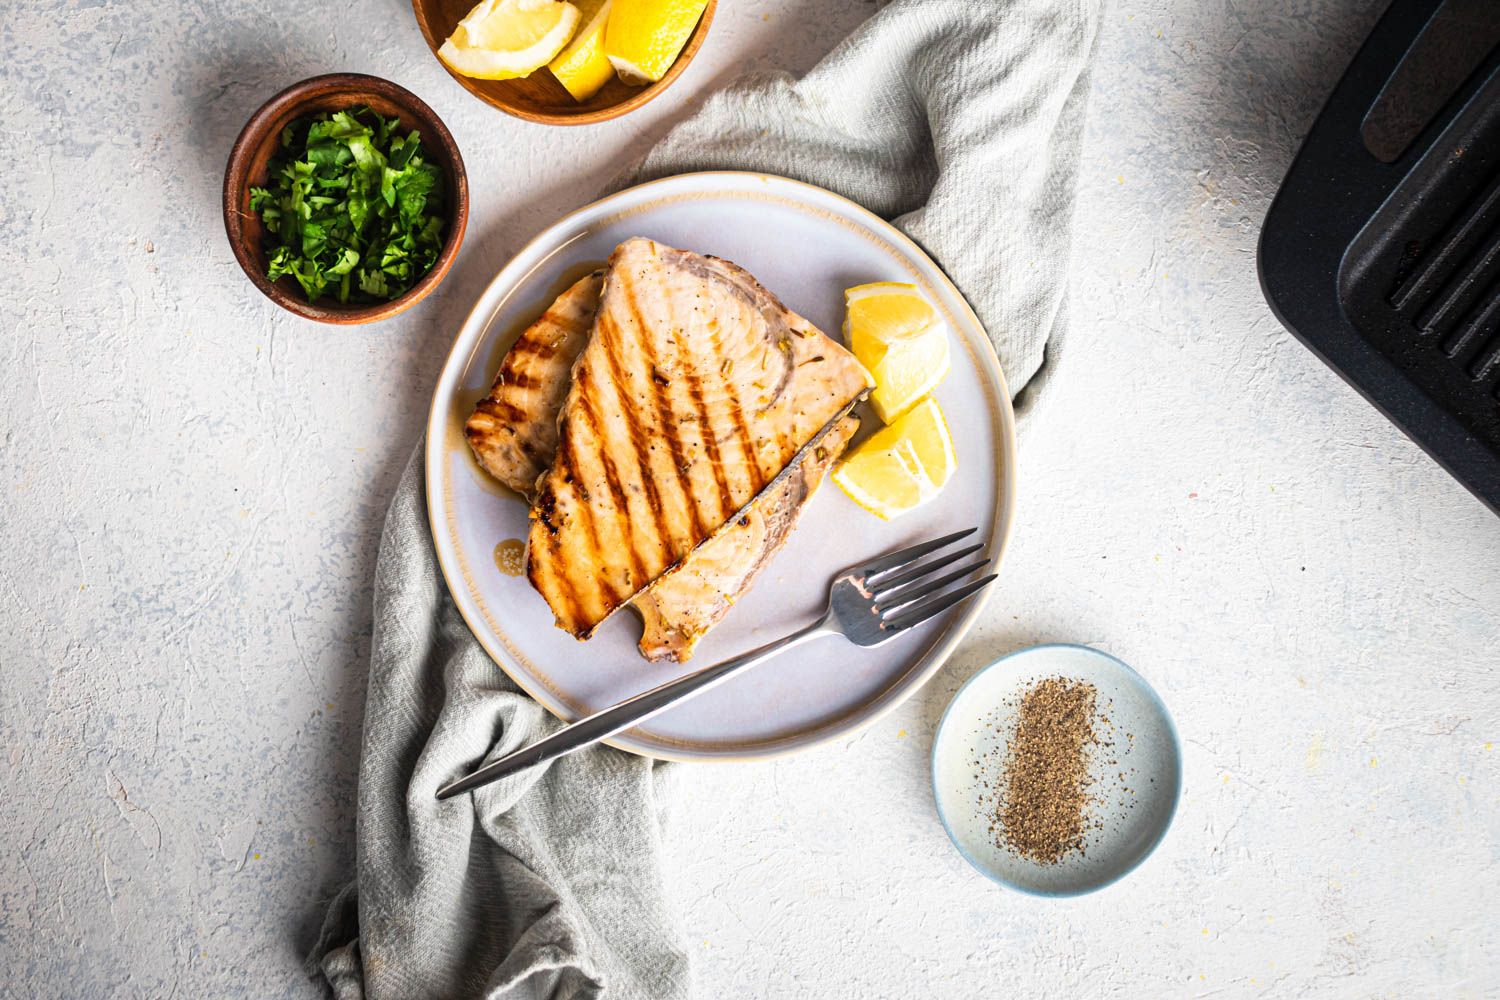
[
  {"left": 309, "top": 449, "right": 689, "bottom": 1000},
  {"left": 309, "top": 0, "right": 1100, "bottom": 995}
]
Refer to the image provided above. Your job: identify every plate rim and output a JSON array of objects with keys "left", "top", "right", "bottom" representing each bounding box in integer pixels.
[
  {"left": 929, "top": 643, "right": 1184, "bottom": 897},
  {"left": 425, "top": 170, "right": 1019, "bottom": 761}
]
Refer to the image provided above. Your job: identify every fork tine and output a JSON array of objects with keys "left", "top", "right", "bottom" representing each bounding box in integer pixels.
[
  {"left": 877, "top": 559, "right": 991, "bottom": 615},
  {"left": 882, "top": 574, "right": 998, "bottom": 633},
  {"left": 871, "top": 542, "right": 985, "bottom": 598},
  {"left": 859, "top": 527, "right": 977, "bottom": 582}
]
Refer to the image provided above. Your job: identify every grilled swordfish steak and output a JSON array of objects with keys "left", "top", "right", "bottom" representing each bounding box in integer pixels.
[
  {"left": 527, "top": 237, "right": 873, "bottom": 640},
  {"left": 464, "top": 270, "right": 605, "bottom": 499},
  {"left": 465, "top": 256, "right": 864, "bottom": 660}
]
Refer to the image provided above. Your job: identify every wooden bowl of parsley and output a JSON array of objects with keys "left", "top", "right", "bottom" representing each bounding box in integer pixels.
[{"left": 224, "top": 73, "right": 469, "bottom": 324}]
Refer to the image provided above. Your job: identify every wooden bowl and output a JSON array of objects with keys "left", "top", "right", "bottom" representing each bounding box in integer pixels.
[
  {"left": 411, "top": 0, "right": 716, "bottom": 125},
  {"left": 223, "top": 73, "right": 469, "bottom": 324}
]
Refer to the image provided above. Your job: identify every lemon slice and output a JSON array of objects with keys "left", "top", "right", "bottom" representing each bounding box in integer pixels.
[
  {"left": 833, "top": 438, "right": 937, "bottom": 521},
  {"left": 439, "top": 0, "right": 581, "bottom": 81},
  {"left": 844, "top": 282, "right": 951, "bottom": 424},
  {"left": 549, "top": 0, "right": 614, "bottom": 100},
  {"left": 833, "top": 399, "right": 955, "bottom": 520},
  {"left": 892, "top": 397, "right": 956, "bottom": 488},
  {"left": 605, "top": 0, "right": 708, "bottom": 85}
]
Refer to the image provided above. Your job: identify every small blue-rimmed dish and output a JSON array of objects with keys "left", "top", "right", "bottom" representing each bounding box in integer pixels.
[{"left": 931, "top": 644, "right": 1181, "bottom": 896}]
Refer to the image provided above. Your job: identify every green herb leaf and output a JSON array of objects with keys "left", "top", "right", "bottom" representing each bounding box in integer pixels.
[
  {"left": 358, "top": 268, "right": 388, "bottom": 298},
  {"left": 327, "top": 247, "right": 360, "bottom": 277},
  {"left": 250, "top": 107, "right": 445, "bottom": 305}
]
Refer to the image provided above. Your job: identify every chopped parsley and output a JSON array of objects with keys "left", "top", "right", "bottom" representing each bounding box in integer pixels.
[{"left": 249, "top": 109, "right": 446, "bottom": 304}]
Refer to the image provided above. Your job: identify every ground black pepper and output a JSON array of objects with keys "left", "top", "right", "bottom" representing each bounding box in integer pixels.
[{"left": 991, "top": 677, "right": 1100, "bottom": 865}]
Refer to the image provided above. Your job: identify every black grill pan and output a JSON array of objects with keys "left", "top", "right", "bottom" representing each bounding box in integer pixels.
[{"left": 1259, "top": 0, "right": 1500, "bottom": 515}]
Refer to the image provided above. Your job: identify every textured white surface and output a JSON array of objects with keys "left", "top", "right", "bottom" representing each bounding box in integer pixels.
[{"left": 2, "top": 0, "right": 1498, "bottom": 997}]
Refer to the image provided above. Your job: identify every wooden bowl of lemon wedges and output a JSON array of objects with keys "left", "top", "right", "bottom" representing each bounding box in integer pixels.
[{"left": 413, "top": 0, "right": 715, "bottom": 125}]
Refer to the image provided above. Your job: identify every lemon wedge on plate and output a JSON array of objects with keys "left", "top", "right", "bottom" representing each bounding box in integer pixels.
[
  {"left": 833, "top": 438, "right": 937, "bottom": 521},
  {"left": 439, "top": 0, "right": 581, "bottom": 81},
  {"left": 549, "top": 0, "right": 614, "bottom": 100},
  {"left": 844, "top": 282, "right": 951, "bottom": 424},
  {"left": 605, "top": 0, "right": 708, "bottom": 85},
  {"left": 833, "top": 398, "right": 956, "bottom": 520}
]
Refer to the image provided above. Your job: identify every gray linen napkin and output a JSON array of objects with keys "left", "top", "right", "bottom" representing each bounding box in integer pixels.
[
  {"left": 308, "top": 449, "right": 690, "bottom": 1000},
  {"left": 309, "top": 1, "right": 1100, "bottom": 996}
]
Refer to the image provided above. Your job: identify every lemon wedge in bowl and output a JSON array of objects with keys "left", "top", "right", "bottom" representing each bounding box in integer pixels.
[
  {"left": 833, "top": 398, "right": 955, "bottom": 520},
  {"left": 605, "top": 0, "right": 709, "bottom": 85},
  {"left": 549, "top": 0, "right": 614, "bottom": 100},
  {"left": 844, "top": 282, "right": 951, "bottom": 424},
  {"left": 439, "top": 0, "right": 581, "bottom": 81}
]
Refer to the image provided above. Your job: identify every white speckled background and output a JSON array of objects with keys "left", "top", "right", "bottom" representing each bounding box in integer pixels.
[{"left": 3, "top": 0, "right": 1497, "bottom": 996}]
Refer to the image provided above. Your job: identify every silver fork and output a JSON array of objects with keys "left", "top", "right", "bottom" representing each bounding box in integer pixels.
[{"left": 435, "top": 527, "right": 996, "bottom": 800}]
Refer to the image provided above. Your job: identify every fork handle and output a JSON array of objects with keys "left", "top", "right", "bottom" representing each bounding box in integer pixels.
[{"left": 435, "top": 617, "right": 832, "bottom": 799}]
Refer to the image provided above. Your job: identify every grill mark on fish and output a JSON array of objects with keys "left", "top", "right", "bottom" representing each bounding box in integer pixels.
[
  {"left": 470, "top": 398, "right": 527, "bottom": 423},
  {"left": 706, "top": 320, "right": 765, "bottom": 495},
  {"left": 555, "top": 430, "right": 617, "bottom": 619},
  {"left": 577, "top": 345, "right": 652, "bottom": 592},
  {"left": 506, "top": 337, "right": 557, "bottom": 363},
  {"left": 620, "top": 277, "right": 707, "bottom": 548},
  {"left": 673, "top": 324, "right": 731, "bottom": 524},
  {"left": 593, "top": 308, "right": 672, "bottom": 563},
  {"left": 663, "top": 250, "right": 798, "bottom": 488},
  {"left": 686, "top": 373, "right": 732, "bottom": 521}
]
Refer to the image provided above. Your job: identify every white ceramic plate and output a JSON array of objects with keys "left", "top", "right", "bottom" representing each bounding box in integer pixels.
[
  {"left": 931, "top": 645, "right": 1182, "bottom": 895},
  {"left": 426, "top": 171, "right": 1017, "bottom": 760}
]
